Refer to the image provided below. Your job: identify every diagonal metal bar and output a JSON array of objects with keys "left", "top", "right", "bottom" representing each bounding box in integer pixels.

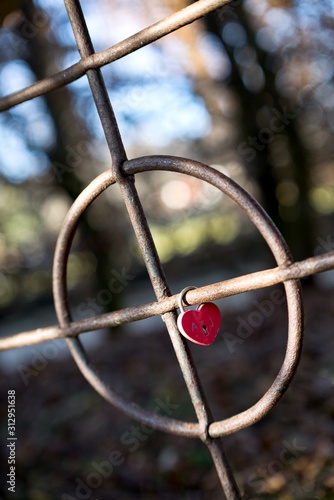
[
  {"left": 207, "top": 439, "right": 242, "bottom": 498},
  {"left": 62, "top": 1, "right": 241, "bottom": 496},
  {"left": 0, "top": 0, "right": 233, "bottom": 112},
  {"left": 116, "top": 175, "right": 241, "bottom": 498},
  {"left": 64, "top": 0, "right": 127, "bottom": 169},
  {"left": 48, "top": 0, "right": 201, "bottom": 443},
  {"left": 65, "top": 0, "right": 204, "bottom": 426}
]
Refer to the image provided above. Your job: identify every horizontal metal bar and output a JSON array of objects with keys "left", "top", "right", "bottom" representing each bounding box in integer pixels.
[
  {"left": 0, "top": 251, "right": 333, "bottom": 351},
  {"left": 0, "top": 0, "right": 231, "bottom": 111}
]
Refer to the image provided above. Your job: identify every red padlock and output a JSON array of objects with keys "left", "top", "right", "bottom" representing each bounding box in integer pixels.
[{"left": 177, "top": 286, "right": 221, "bottom": 346}]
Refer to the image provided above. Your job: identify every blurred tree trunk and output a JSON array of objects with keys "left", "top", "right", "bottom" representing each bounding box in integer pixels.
[
  {"left": 19, "top": 0, "right": 119, "bottom": 312},
  {"left": 201, "top": 2, "right": 315, "bottom": 261}
]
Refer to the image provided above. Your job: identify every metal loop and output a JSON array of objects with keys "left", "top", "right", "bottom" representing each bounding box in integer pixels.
[
  {"left": 52, "top": 155, "right": 303, "bottom": 438},
  {"left": 178, "top": 286, "right": 197, "bottom": 314}
]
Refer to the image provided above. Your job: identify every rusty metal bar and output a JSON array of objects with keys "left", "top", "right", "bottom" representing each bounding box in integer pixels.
[
  {"left": 119, "top": 182, "right": 240, "bottom": 490},
  {"left": 57, "top": 3, "right": 241, "bottom": 495},
  {"left": 54, "top": 3, "right": 241, "bottom": 492},
  {"left": 64, "top": 0, "right": 127, "bottom": 169},
  {"left": 117, "top": 176, "right": 241, "bottom": 496},
  {"left": 207, "top": 439, "right": 241, "bottom": 498},
  {"left": 1, "top": 250, "right": 333, "bottom": 351},
  {"left": 48, "top": 3, "right": 198, "bottom": 437},
  {"left": 0, "top": 0, "right": 232, "bottom": 112},
  {"left": 60, "top": 2, "right": 240, "bottom": 490}
]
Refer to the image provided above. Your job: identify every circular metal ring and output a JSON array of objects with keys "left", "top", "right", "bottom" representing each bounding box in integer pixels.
[{"left": 52, "top": 155, "right": 303, "bottom": 438}]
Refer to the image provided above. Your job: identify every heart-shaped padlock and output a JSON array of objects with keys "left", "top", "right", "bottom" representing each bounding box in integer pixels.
[{"left": 177, "top": 287, "right": 221, "bottom": 346}]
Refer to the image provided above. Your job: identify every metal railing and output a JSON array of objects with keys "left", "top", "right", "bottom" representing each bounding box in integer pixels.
[{"left": 1, "top": 1, "right": 334, "bottom": 498}]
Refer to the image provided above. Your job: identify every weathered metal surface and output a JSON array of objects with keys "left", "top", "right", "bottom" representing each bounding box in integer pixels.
[{"left": 1, "top": 249, "right": 332, "bottom": 351}]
